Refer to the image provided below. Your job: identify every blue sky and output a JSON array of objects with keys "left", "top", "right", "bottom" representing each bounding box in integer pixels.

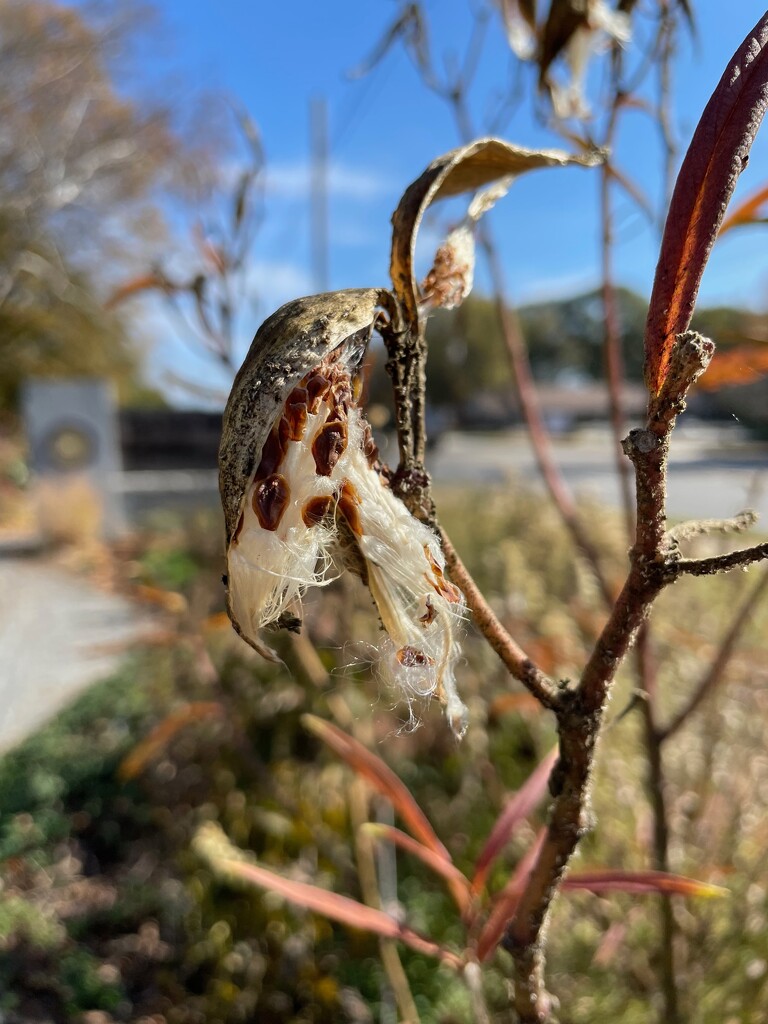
[{"left": 128, "top": 2, "right": 768, "bottom": 400}]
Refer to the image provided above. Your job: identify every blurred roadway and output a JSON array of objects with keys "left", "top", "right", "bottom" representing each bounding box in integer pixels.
[{"left": 424, "top": 424, "right": 768, "bottom": 524}]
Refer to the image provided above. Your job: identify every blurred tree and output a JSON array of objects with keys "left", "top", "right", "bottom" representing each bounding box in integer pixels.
[
  {"left": 0, "top": 0, "right": 219, "bottom": 410},
  {"left": 385, "top": 289, "right": 768, "bottom": 428},
  {"left": 419, "top": 289, "right": 648, "bottom": 416}
]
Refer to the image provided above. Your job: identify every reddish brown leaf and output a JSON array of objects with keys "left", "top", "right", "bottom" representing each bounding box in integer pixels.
[
  {"left": 118, "top": 702, "right": 224, "bottom": 781},
  {"left": 563, "top": 869, "right": 728, "bottom": 899},
  {"left": 105, "top": 272, "right": 175, "bottom": 309},
  {"left": 302, "top": 715, "right": 450, "bottom": 861},
  {"left": 697, "top": 344, "right": 768, "bottom": 390},
  {"left": 719, "top": 181, "right": 768, "bottom": 233},
  {"left": 476, "top": 828, "right": 546, "bottom": 962},
  {"left": 488, "top": 692, "right": 544, "bottom": 720},
  {"left": 471, "top": 746, "right": 557, "bottom": 896},
  {"left": 194, "top": 826, "right": 462, "bottom": 967},
  {"left": 361, "top": 823, "right": 472, "bottom": 915},
  {"left": 645, "top": 13, "right": 768, "bottom": 394}
]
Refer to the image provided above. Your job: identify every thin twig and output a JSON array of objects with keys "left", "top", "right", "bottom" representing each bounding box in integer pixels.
[
  {"left": 660, "top": 564, "right": 768, "bottom": 740},
  {"left": 440, "top": 527, "right": 560, "bottom": 710},
  {"left": 668, "top": 543, "right": 768, "bottom": 579},
  {"left": 479, "top": 226, "right": 616, "bottom": 609},
  {"left": 636, "top": 626, "right": 681, "bottom": 1024},
  {"left": 667, "top": 509, "right": 757, "bottom": 543},
  {"left": 501, "top": 333, "right": 728, "bottom": 1020}
]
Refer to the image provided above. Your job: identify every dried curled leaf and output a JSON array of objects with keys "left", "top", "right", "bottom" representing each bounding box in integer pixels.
[
  {"left": 390, "top": 137, "right": 602, "bottom": 330},
  {"left": 497, "top": 0, "right": 538, "bottom": 60},
  {"left": 644, "top": 13, "right": 768, "bottom": 395}
]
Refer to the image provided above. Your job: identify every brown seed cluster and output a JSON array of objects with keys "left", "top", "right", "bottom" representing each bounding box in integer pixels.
[{"left": 244, "top": 359, "right": 379, "bottom": 536}]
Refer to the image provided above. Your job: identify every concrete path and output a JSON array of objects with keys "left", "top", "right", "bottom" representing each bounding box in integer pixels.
[{"left": 0, "top": 558, "right": 156, "bottom": 753}]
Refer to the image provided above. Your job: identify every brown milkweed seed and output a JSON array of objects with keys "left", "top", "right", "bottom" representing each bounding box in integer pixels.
[
  {"left": 338, "top": 479, "right": 363, "bottom": 536},
  {"left": 283, "top": 387, "right": 309, "bottom": 441},
  {"left": 312, "top": 419, "right": 348, "bottom": 476},
  {"left": 305, "top": 371, "right": 331, "bottom": 413},
  {"left": 253, "top": 474, "right": 290, "bottom": 531},
  {"left": 302, "top": 494, "right": 335, "bottom": 528},
  {"left": 255, "top": 427, "right": 284, "bottom": 481},
  {"left": 396, "top": 646, "right": 435, "bottom": 668}
]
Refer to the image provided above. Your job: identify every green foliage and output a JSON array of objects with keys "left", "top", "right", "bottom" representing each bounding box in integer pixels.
[{"left": 0, "top": 897, "right": 65, "bottom": 952}]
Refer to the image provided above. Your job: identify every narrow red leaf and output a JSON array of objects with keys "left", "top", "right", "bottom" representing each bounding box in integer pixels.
[
  {"left": 105, "top": 271, "right": 175, "bottom": 309},
  {"left": 118, "top": 702, "right": 224, "bottom": 782},
  {"left": 302, "top": 715, "right": 450, "bottom": 861},
  {"left": 719, "top": 181, "right": 768, "bottom": 233},
  {"left": 471, "top": 747, "right": 557, "bottom": 896},
  {"left": 476, "top": 828, "right": 547, "bottom": 962},
  {"left": 362, "top": 823, "right": 472, "bottom": 915},
  {"left": 564, "top": 869, "right": 728, "bottom": 899},
  {"left": 488, "top": 692, "right": 544, "bottom": 719},
  {"left": 644, "top": 13, "right": 768, "bottom": 394},
  {"left": 215, "top": 856, "right": 463, "bottom": 966}
]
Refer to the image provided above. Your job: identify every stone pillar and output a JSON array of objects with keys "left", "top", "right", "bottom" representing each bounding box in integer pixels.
[{"left": 22, "top": 379, "right": 126, "bottom": 541}]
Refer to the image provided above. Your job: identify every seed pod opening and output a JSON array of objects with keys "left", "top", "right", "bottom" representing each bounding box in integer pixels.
[{"left": 219, "top": 289, "right": 468, "bottom": 736}]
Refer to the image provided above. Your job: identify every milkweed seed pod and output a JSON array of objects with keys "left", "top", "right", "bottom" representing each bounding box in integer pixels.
[{"left": 219, "top": 290, "right": 468, "bottom": 737}]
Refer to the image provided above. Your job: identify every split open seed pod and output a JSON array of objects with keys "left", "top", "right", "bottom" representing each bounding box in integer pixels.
[
  {"left": 219, "top": 288, "right": 382, "bottom": 650},
  {"left": 218, "top": 288, "right": 469, "bottom": 734}
]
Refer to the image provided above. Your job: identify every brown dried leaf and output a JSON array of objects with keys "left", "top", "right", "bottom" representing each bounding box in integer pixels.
[
  {"left": 361, "top": 823, "right": 472, "bottom": 914},
  {"left": 390, "top": 138, "right": 601, "bottom": 330},
  {"left": 497, "top": 0, "right": 538, "bottom": 59},
  {"left": 471, "top": 746, "right": 557, "bottom": 895},
  {"left": 303, "top": 715, "right": 450, "bottom": 861},
  {"left": 537, "top": 0, "right": 590, "bottom": 86},
  {"left": 194, "top": 823, "right": 462, "bottom": 966},
  {"left": 644, "top": 13, "right": 768, "bottom": 394}
]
